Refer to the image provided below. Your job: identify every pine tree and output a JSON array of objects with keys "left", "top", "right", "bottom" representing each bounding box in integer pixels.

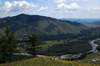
[
  {"left": 0, "top": 25, "right": 18, "bottom": 62},
  {"left": 0, "top": 35, "right": 8, "bottom": 63},
  {"left": 26, "top": 34, "right": 41, "bottom": 57}
]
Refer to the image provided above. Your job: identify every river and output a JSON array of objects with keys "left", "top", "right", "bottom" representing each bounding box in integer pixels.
[
  {"left": 14, "top": 39, "right": 99, "bottom": 59},
  {"left": 89, "top": 40, "right": 98, "bottom": 53},
  {"left": 60, "top": 40, "right": 99, "bottom": 59}
]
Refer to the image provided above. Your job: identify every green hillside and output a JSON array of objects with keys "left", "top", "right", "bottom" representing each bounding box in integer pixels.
[
  {"left": 1, "top": 56, "right": 100, "bottom": 66},
  {"left": 0, "top": 14, "right": 89, "bottom": 36}
]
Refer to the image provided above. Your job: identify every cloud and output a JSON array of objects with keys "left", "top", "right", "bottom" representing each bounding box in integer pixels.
[
  {"left": 37, "top": 6, "right": 48, "bottom": 12},
  {"left": 0, "top": 1, "right": 38, "bottom": 12},
  {"left": 66, "top": 3, "right": 80, "bottom": 11},
  {"left": 56, "top": 3, "right": 66, "bottom": 9},
  {"left": 56, "top": 3, "right": 80, "bottom": 11},
  {"left": 70, "top": 0, "right": 92, "bottom": 2},
  {"left": 86, "top": 6, "right": 100, "bottom": 13},
  {"left": 53, "top": 0, "right": 92, "bottom": 4},
  {"left": 33, "top": 11, "right": 36, "bottom": 14},
  {"left": 53, "top": 0, "right": 67, "bottom": 4}
]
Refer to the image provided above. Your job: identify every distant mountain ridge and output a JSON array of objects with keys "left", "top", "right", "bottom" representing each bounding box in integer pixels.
[
  {"left": 60, "top": 18, "right": 100, "bottom": 24},
  {"left": 91, "top": 21, "right": 100, "bottom": 25},
  {"left": 0, "top": 14, "right": 89, "bottom": 36}
]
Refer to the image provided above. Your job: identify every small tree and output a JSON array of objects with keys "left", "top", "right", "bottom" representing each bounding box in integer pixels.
[
  {"left": 0, "top": 25, "right": 18, "bottom": 62},
  {"left": 26, "top": 34, "right": 41, "bottom": 57}
]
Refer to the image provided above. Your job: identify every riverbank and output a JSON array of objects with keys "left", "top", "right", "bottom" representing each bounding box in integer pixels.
[
  {"left": 59, "top": 53, "right": 82, "bottom": 60},
  {"left": 89, "top": 39, "right": 100, "bottom": 53},
  {"left": 91, "top": 40, "right": 99, "bottom": 46},
  {"left": 60, "top": 39, "right": 100, "bottom": 60}
]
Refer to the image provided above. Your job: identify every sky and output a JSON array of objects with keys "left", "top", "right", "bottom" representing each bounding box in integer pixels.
[{"left": 0, "top": 0, "right": 100, "bottom": 18}]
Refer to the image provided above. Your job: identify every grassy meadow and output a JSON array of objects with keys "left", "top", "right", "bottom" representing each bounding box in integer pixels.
[
  {"left": 76, "top": 52, "right": 100, "bottom": 65},
  {"left": 1, "top": 56, "right": 100, "bottom": 66}
]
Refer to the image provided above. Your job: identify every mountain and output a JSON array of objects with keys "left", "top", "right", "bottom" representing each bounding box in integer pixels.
[
  {"left": 0, "top": 14, "right": 88, "bottom": 36},
  {"left": 91, "top": 21, "right": 100, "bottom": 25},
  {"left": 60, "top": 18, "right": 100, "bottom": 24}
]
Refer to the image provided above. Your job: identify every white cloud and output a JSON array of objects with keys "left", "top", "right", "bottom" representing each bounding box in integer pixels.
[
  {"left": 56, "top": 3, "right": 66, "bottom": 9},
  {"left": 70, "top": 0, "right": 92, "bottom": 2},
  {"left": 25, "top": 10, "right": 31, "bottom": 13},
  {"left": 66, "top": 3, "right": 80, "bottom": 11},
  {"left": 33, "top": 11, "right": 36, "bottom": 14},
  {"left": 53, "top": 0, "right": 67, "bottom": 4},
  {"left": 0, "top": 1, "right": 38, "bottom": 12},
  {"left": 37, "top": 6, "right": 48, "bottom": 12},
  {"left": 86, "top": 6, "right": 100, "bottom": 13},
  {"left": 56, "top": 3, "right": 80, "bottom": 11},
  {"left": 53, "top": 0, "right": 92, "bottom": 4}
]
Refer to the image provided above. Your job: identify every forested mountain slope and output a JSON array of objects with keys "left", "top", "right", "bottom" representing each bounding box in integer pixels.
[{"left": 0, "top": 14, "right": 88, "bottom": 36}]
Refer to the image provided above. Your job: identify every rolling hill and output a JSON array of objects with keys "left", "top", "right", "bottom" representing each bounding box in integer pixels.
[{"left": 0, "top": 14, "right": 88, "bottom": 36}]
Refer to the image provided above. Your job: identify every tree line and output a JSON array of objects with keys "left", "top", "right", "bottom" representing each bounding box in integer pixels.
[
  {"left": 38, "top": 27, "right": 100, "bottom": 41},
  {"left": 37, "top": 27, "right": 100, "bottom": 56},
  {"left": 0, "top": 26, "right": 41, "bottom": 63}
]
